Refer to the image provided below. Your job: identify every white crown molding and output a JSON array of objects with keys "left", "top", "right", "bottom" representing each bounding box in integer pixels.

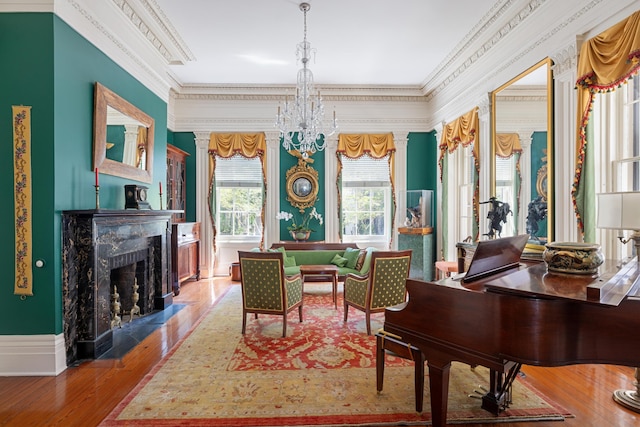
[{"left": 112, "top": 0, "right": 194, "bottom": 65}]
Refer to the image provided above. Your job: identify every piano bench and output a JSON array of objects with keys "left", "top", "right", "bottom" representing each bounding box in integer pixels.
[
  {"left": 435, "top": 260, "right": 458, "bottom": 280},
  {"left": 375, "top": 331, "right": 426, "bottom": 412}
]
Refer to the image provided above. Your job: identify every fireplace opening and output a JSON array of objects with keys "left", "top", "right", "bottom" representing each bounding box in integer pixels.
[{"left": 108, "top": 249, "right": 155, "bottom": 321}]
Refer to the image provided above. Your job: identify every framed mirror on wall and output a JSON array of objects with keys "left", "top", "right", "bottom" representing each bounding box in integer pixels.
[
  {"left": 93, "top": 82, "right": 155, "bottom": 183},
  {"left": 490, "top": 57, "right": 553, "bottom": 244},
  {"left": 285, "top": 158, "right": 319, "bottom": 212}
]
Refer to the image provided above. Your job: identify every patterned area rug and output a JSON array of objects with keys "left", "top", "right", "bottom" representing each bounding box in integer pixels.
[{"left": 100, "top": 285, "right": 570, "bottom": 426}]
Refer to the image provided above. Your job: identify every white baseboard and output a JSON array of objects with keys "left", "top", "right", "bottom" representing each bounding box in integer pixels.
[{"left": 0, "top": 334, "right": 67, "bottom": 376}]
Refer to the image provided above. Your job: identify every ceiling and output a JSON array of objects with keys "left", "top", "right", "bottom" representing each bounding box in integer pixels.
[{"left": 153, "top": 0, "right": 497, "bottom": 88}]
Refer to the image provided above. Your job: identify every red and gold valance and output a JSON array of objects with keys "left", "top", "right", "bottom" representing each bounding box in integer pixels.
[
  {"left": 208, "top": 132, "right": 267, "bottom": 251},
  {"left": 573, "top": 10, "right": 640, "bottom": 234},
  {"left": 337, "top": 133, "right": 395, "bottom": 159},
  {"left": 336, "top": 133, "right": 396, "bottom": 248},
  {"left": 208, "top": 132, "right": 266, "bottom": 184},
  {"left": 495, "top": 133, "right": 522, "bottom": 158},
  {"left": 438, "top": 108, "right": 479, "bottom": 155}
]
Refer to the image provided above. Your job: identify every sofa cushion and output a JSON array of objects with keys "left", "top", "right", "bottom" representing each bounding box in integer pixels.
[
  {"left": 284, "top": 255, "right": 296, "bottom": 267},
  {"left": 343, "top": 247, "right": 361, "bottom": 269},
  {"left": 354, "top": 249, "right": 367, "bottom": 270},
  {"left": 330, "top": 254, "right": 348, "bottom": 267}
]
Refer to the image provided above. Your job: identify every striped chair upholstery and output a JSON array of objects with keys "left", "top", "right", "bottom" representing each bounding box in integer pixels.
[
  {"left": 238, "top": 251, "right": 303, "bottom": 337},
  {"left": 343, "top": 250, "right": 412, "bottom": 335}
]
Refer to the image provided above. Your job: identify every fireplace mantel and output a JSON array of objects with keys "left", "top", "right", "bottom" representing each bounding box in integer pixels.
[{"left": 62, "top": 209, "right": 178, "bottom": 363}]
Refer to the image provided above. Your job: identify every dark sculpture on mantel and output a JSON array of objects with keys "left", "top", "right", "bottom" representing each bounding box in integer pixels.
[
  {"left": 480, "top": 197, "right": 512, "bottom": 239},
  {"left": 526, "top": 196, "right": 548, "bottom": 242}
]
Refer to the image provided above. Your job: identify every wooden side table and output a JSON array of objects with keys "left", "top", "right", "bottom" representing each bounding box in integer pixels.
[
  {"left": 435, "top": 260, "right": 458, "bottom": 280},
  {"left": 299, "top": 264, "right": 339, "bottom": 308}
]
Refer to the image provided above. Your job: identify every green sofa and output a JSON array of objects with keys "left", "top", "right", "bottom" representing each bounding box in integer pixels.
[{"left": 268, "top": 242, "right": 376, "bottom": 280}]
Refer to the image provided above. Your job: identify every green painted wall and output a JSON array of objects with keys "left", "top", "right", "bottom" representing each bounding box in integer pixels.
[
  {"left": 171, "top": 132, "right": 197, "bottom": 222},
  {"left": 0, "top": 13, "right": 167, "bottom": 336},
  {"left": 407, "top": 131, "right": 438, "bottom": 220},
  {"left": 406, "top": 131, "right": 438, "bottom": 263},
  {"left": 278, "top": 140, "right": 326, "bottom": 242}
]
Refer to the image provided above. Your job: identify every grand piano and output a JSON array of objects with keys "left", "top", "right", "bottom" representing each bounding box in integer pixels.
[{"left": 383, "top": 257, "right": 640, "bottom": 427}]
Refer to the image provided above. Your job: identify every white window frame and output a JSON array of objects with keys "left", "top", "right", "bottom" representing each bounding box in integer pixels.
[
  {"left": 340, "top": 154, "right": 392, "bottom": 245},
  {"left": 593, "top": 77, "right": 640, "bottom": 261},
  {"left": 456, "top": 144, "right": 475, "bottom": 240},
  {"left": 214, "top": 156, "right": 263, "bottom": 244}
]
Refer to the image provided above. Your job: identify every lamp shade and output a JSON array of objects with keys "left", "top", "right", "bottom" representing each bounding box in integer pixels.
[{"left": 596, "top": 192, "right": 640, "bottom": 230}]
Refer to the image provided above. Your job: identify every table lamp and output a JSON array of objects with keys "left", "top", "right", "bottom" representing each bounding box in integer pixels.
[
  {"left": 597, "top": 191, "right": 640, "bottom": 256},
  {"left": 596, "top": 191, "right": 640, "bottom": 412}
]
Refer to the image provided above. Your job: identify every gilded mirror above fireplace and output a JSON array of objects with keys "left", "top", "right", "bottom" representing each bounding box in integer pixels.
[{"left": 93, "top": 82, "right": 155, "bottom": 183}]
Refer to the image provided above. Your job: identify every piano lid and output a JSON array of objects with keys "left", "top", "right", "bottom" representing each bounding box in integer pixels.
[{"left": 482, "top": 258, "right": 640, "bottom": 306}]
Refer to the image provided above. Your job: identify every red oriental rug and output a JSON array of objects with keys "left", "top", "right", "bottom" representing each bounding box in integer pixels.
[{"left": 100, "top": 285, "right": 571, "bottom": 426}]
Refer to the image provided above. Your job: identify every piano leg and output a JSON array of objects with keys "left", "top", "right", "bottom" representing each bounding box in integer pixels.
[
  {"left": 481, "top": 362, "right": 522, "bottom": 415},
  {"left": 427, "top": 361, "right": 451, "bottom": 427}
]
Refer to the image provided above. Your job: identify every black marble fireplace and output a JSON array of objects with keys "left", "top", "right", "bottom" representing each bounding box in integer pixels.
[{"left": 62, "top": 210, "right": 174, "bottom": 364}]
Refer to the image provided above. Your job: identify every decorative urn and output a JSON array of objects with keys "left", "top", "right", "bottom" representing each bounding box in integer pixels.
[
  {"left": 291, "top": 230, "right": 311, "bottom": 242},
  {"left": 542, "top": 242, "right": 604, "bottom": 274}
]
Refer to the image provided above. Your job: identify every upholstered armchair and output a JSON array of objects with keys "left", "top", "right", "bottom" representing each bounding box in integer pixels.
[
  {"left": 343, "top": 250, "right": 412, "bottom": 335},
  {"left": 238, "top": 251, "right": 304, "bottom": 337}
]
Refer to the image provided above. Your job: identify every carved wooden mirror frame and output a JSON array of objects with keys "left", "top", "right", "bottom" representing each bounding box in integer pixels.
[{"left": 93, "top": 82, "right": 155, "bottom": 183}]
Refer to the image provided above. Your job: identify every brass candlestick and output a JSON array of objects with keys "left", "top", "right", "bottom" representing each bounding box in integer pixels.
[{"left": 95, "top": 185, "right": 100, "bottom": 209}]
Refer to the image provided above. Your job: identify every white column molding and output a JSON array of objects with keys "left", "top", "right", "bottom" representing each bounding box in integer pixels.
[
  {"left": 265, "top": 131, "right": 281, "bottom": 248},
  {"left": 194, "top": 131, "right": 214, "bottom": 278},
  {"left": 393, "top": 131, "right": 409, "bottom": 250},
  {"left": 433, "top": 122, "right": 444, "bottom": 260},
  {"left": 478, "top": 95, "right": 492, "bottom": 234},
  {"left": 550, "top": 40, "right": 579, "bottom": 243},
  {"left": 324, "top": 134, "right": 340, "bottom": 243},
  {"left": 517, "top": 132, "right": 533, "bottom": 235}
]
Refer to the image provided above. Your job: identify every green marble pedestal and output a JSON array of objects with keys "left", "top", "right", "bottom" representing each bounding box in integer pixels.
[{"left": 398, "top": 227, "right": 434, "bottom": 281}]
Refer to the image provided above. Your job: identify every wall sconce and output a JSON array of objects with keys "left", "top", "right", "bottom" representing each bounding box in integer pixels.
[{"left": 596, "top": 191, "right": 640, "bottom": 257}]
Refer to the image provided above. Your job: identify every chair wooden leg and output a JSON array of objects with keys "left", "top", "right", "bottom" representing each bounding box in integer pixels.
[
  {"left": 242, "top": 311, "right": 247, "bottom": 334},
  {"left": 298, "top": 305, "right": 303, "bottom": 322},
  {"left": 282, "top": 315, "right": 287, "bottom": 338},
  {"left": 343, "top": 303, "right": 349, "bottom": 322},
  {"left": 376, "top": 335, "right": 385, "bottom": 393},
  {"left": 366, "top": 311, "right": 372, "bottom": 335}
]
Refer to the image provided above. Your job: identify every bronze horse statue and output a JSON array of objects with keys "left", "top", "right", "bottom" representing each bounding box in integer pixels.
[{"left": 481, "top": 197, "right": 512, "bottom": 238}]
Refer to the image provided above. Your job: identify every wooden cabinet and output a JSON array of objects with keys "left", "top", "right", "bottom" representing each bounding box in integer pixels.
[
  {"left": 166, "top": 144, "right": 189, "bottom": 223},
  {"left": 171, "top": 222, "right": 200, "bottom": 295}
]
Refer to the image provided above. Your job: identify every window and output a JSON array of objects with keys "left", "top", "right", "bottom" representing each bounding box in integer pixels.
[
  {"left": 593, "top": 75, "right": 640, "bottom": 259},
  {"left": 341, "top": 155, "right": 391, "bottom": 240},
  {"left": 495, "top": 155, "right": 516, "bottom": 237},
  {"left": 454, "top": 143, "right": 475, "bottom": 242},
  {"left": 215, "top": 155, "right": 263, "bottom": 239}
]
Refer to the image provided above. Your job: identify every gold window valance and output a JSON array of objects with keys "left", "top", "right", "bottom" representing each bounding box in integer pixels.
[
  {"left": 208, "top": 132, "right": 267, "bottom": 251},
  {"left": 336, "top": 133, "right": 396, "bottom": 248},
  {"left": 573, "top": 10, "right": 640, "bottom": 235},
  {"left": 439, "top": 108, "right": 479, "bottom": 155},
  {"left": 495, "top": 133, "right": 522, "bottom": 158},
  {"left": 208, "top": 132, "right": 266, "bottom": 184},
  {"left": 438, "top": 108, "right": 480, "bottom": 245},
  {"left": 337, "top": 133, "right": 396, "bottom": 159}
]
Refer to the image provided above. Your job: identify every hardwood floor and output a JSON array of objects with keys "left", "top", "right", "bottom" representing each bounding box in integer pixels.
[{"left": 0, "top": 276, "right": 638, "bottom": 426}]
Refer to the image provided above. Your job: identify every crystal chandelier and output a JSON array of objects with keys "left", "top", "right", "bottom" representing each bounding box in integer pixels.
[{"left": 275, "top": 2, "right": 338, "bottom": 158}]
